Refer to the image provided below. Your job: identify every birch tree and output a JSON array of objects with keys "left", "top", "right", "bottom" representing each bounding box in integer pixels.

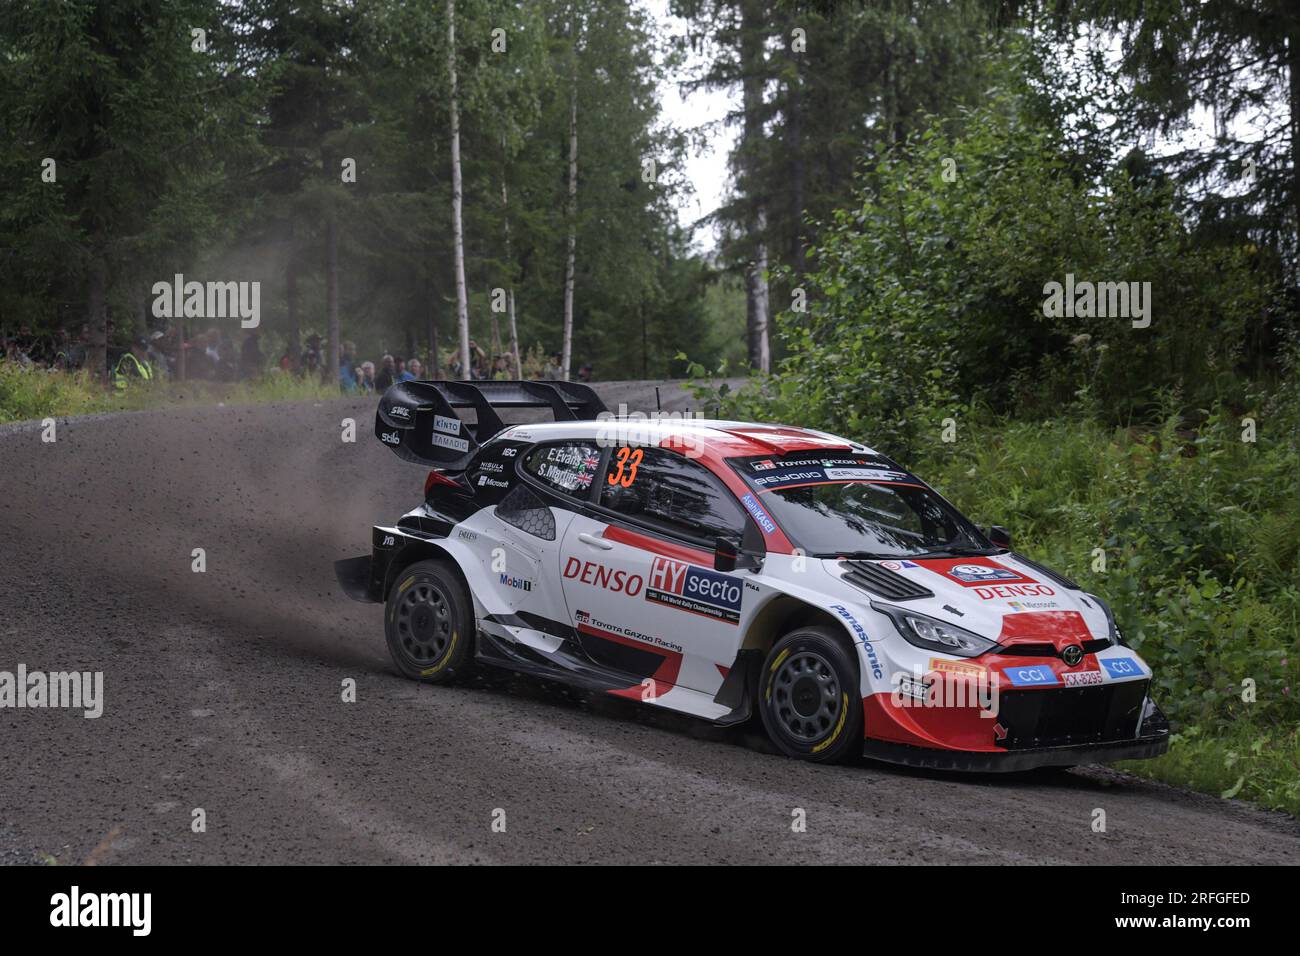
[
  {"left": 561, "top": 13, "right": 581, "bottom": 382},
  {"left": 448, "top": 0, "right": 471, "bottom": 379}
]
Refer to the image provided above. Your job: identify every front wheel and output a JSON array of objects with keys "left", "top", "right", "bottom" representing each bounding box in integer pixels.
[
  {"left": 758, "top": 626, "right": 863, "bottom": 763},
  {"left": 384, "top": 559, "right": 475, "bottom": 682}
]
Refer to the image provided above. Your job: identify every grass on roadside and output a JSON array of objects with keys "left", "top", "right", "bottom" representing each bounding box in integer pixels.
[
  {"left": 1117, "top": 724, "right": 1300, "bottom": 817},
  {"left": 913, "top": 408, "right": 1300, "bottom": 818},
  {"left": 0, "top": 361, "right": 341, "bottom": 424}
]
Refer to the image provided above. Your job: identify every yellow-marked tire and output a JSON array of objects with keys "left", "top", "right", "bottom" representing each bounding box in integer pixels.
[
  {"left": 384, "top": 560, "right": 475, "bottom": 683},
  {"left": 759, "top": 626, "right": 862, "bottom": 764}
]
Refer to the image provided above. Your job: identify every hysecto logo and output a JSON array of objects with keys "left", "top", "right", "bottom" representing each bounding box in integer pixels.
[{"left": 646, "top": 557, "right": 742, "bottom": 624}]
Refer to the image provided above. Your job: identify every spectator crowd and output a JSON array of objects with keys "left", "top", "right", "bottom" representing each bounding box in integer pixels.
[{"left": 3, "top": 323, "right": 593, "bottom": 394}]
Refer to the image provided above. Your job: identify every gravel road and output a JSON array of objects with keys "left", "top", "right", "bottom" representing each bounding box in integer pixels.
[{"left": 2, "top": 382, "right": 1297, "bottom": 864}]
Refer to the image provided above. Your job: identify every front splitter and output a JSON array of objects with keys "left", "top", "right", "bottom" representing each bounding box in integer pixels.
[{"left": 862, "top": 733, "right": 1170, "bottom": 772}]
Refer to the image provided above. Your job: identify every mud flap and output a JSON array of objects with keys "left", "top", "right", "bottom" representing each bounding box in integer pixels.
[
  {"left": 712, "top": 649, "right": 762, "bottom": 726},
  {"left": 334, "top": 555, "right": 375, "bottom": 603}
]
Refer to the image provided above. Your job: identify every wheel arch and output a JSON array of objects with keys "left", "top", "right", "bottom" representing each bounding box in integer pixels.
[
  {"left": 383, "top": 539, "right": 471, "bottom": 603},
  {"left": 741, "top": 594, "right": 855, "bottom": 657}
]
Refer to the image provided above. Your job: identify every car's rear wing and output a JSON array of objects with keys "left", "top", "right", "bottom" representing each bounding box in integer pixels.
[{"left": 374, "top": 379, "right": 608, "bottom": 469}]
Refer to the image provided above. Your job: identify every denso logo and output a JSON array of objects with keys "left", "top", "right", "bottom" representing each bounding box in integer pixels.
[
  {"left": 563, "top": 557, "right": 644, "bottom": 596},
  {"left": 973, "top": 583, "right": 1056, "bottom": 600}
]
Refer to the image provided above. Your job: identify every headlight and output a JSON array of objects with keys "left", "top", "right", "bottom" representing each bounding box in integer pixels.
[
  {"left": 871, "top": 603, "right": 998, "bottom": 658},
  {"left": 1086, "top": 594, "right": 1123, "bottom": 646}
]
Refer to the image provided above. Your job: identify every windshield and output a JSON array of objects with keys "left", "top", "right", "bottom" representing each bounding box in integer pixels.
[{"left": 732, "top": 454, "right": 995, "bottom": 559}]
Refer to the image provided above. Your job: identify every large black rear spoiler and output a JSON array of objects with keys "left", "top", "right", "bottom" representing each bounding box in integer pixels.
[{"left": 374, "top": 379, "right": 608, "bottom": 469}]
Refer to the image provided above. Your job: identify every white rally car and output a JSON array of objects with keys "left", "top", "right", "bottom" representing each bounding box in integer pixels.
[{"left": 336, "top": 381, "right": 1169, "bottom": 770}]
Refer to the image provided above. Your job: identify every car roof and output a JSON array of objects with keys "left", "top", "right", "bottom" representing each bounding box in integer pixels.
[{"left": 496, "top": 417, "right": 880, "bottom": 459}]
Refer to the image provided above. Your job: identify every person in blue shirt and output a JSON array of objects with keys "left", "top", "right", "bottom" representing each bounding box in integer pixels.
[
  {"left": 397, "top": 357, "right": 423, "bottom": 382},
  {"left": 338, "top": 341, "right": 357, "bottom": 392}
]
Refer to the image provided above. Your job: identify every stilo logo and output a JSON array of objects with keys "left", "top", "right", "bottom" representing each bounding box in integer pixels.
[{"left": 380, "top": 430, "right": 401, "bottom": 445}]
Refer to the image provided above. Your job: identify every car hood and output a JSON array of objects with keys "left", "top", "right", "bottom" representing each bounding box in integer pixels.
[{"left": 823, "top": 553, "right": 1109, "bottom": 650}]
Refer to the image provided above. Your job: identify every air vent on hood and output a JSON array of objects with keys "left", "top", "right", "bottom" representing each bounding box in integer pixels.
[
  {"left": 839, "top": 560, "right": 934, "bottom": 601},
  {"left": 1010, "top": 553, "right": 1080, "bottom": 590}
]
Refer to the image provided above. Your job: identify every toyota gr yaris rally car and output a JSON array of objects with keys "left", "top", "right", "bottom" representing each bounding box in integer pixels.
[{"left": 336, "top": 380, "right": 1169, "bottom": 770}]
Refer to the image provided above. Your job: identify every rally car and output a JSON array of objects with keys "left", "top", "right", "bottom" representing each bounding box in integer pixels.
[{"left": 336, "top": 380, "right": 1169, "bottom": 770}]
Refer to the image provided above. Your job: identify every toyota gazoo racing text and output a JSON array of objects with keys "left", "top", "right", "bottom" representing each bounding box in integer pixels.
[{"left": 337, "top": 380, "right": 1169, "bottom": 770}]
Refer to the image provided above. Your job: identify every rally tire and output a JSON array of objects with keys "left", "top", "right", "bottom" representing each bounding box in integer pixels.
[
  {"left": 759, "top": 626, "right": 863, "bottom": 764},
  {"left": 384, "top": 560, "right": 475, "bottom": 683}
]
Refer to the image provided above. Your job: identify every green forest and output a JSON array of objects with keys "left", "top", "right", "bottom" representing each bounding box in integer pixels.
[{"left": 3, "top": 1, "right": 1299, "bottom": 811}]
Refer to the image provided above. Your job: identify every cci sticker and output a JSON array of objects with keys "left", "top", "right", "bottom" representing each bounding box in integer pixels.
[
  {"left": 1003, "top": 665, "right": 1059, "bottom": 687},
  {"left": 1101, "top": 656, "right": 1145, "bottom": 680}
]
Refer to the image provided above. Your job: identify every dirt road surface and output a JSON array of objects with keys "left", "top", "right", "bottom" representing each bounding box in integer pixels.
[{"left": 2, "top": 382, "right": 1297, "bottom": 864}]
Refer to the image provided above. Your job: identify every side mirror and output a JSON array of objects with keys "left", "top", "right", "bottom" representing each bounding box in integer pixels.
[
  {"left": 714, "top": 536, "right": 739, "bottom": 573},
  {"left": 987, "top": 525, "right": 1012, "bottom": 549}
]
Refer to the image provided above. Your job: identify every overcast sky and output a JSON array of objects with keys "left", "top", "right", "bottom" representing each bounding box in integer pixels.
[{"left": 644, "top": 0, "right": 737, "bottom": 254}]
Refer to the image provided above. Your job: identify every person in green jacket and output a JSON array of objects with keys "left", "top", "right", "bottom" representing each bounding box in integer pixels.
[{"left": 112, "top": 338, "right": 154, "bottom": 391}]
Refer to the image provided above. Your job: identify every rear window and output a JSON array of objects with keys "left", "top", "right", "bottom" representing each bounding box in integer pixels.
[{"left": 523, "top": 442, "right": 602, "bottom": 498}]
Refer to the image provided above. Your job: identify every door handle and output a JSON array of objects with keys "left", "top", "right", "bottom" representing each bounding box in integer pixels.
[{"left": 577, "top": 533, "right": 613, "bottom": 550}]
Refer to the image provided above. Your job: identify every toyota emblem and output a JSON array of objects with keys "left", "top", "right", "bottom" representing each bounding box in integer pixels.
[{"left": 1062, "top": 644, "right": 1084, "bottom": 667}]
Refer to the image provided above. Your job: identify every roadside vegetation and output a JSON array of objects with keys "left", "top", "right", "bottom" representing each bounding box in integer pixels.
[
  {"left": 0, "top": 362, "right": 339, "bottom": 424},
  {"left": 689, "top": 54, "right": 1300, "bottom": 816}
]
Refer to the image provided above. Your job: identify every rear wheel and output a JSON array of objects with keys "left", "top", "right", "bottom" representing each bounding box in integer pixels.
[
  {"left": 758, "top": 626, "right": 863, "bottom": 763},
  {"left": 384, "top": 559, "right": 475, "bottom": 683}
]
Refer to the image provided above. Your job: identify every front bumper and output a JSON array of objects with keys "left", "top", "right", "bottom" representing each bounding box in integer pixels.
[{"left": 862, "top": 688, "right": 1171, "bottom": 772}]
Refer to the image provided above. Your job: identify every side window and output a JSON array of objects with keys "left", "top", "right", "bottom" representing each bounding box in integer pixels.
[
  {"left": 599, "top": 447, "right": 744, "bottom": 543},
  {"left": 523, "top": 442, "right": 602, "bottom": 498}
]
